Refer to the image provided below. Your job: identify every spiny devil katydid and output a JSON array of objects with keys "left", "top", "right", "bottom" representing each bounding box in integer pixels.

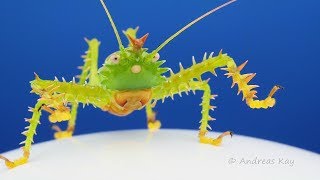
[{"left": 0, "top": 0, "right": 282, "bottom": 169}]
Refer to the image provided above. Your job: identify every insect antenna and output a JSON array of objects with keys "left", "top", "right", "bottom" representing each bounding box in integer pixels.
[
  {"left": 152, "top": 0, "right": 237, "bottom": 55},
  {"left": 99, "top": 0, "right": 123, "bottom": 48}
]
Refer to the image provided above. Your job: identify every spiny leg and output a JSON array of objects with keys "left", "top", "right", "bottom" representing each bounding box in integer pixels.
[
  {"left": 221, "top": 59, "right": 282, "bottom": 109},
  {"left": 0, "top": 100, "right": 45, "bottom": 169},
  {"left": 192, "top": 81, "right": 232, "bottom": 146},
  {"left": 152, "top": 50, "right": 281, "bottom": 109},
  {"left": 152, "top": 79, "right": 232, "bottom": 146},
  {"left": 145, "top": 101, "right": 161, "bottom": 132},
  {"left": 151, "top": 51, "right": 281, "bottom": 145},
  {"left": 34, "top": 73, "right": 112, "bottom": 142},
  {"left": 0, "top": 76, "right": 112, "bottom": 169},
  {"left": 52, "top": 38, "right": 101, "bottom": 139}
]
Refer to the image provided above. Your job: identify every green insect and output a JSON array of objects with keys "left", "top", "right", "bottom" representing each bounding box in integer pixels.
[{"left": 0, "top": 0, "right": 282, "bottom": 169}]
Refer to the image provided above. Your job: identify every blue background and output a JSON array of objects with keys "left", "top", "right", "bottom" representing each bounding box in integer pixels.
[{"left": 0, "top": 0, "right": 319, "bottom": 153}]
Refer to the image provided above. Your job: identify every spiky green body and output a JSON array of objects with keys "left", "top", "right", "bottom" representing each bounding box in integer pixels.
[
  {"left": 0, "top": 0, "right": 281, "bottom": 169},
  {"left": 98, "top": 48, "right": 167, "bottom": 90}
]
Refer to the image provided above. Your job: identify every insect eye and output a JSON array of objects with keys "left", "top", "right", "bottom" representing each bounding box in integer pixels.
[
  {"left": 152, "top": 53, "right": 160, "bottom": 62},
  {"left": 109, "top": 54, "right": 120, "bottom": 64}
]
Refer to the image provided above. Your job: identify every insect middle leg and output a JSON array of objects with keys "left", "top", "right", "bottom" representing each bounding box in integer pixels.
[{"left": 52, "top": 38, "right": 101, "bottom": 139}]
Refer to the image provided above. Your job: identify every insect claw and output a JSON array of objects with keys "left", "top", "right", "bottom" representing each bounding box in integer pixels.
[
  {"left": 276, "top": 85, "right": 284, "bottom": 90},
  {"left": 19, "top": 141, "right": 26, "bottom": 145},
  {"left": 230, "top": 131, "right": 234, "bottom": 138}
]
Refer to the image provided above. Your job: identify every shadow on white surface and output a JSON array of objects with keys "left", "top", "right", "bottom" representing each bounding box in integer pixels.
[{"left": 1, "top": 129, "right": 319, "bottom": 180}]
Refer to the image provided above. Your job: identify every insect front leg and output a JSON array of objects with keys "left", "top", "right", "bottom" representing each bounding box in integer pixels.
[
  {"left": 33, "top": 76, "right": 111, "bottom": 140},
  {"left": 221, "top": 60, "right": 282, "bottom": 109},
  {"left": 0, "top": 100, "right": 45, "bottom": 169},
  {"left": 0, "top": 76, "right": 111, "bottom": 169},
  {"left": 44, "top": 104, "right": 74, "bottom": 139},
  {"left": 52, "top": 38, "right": 101, "bottom": 139},
  {"left": 145, "top": 102, "right": 161, "bottom": 132}
]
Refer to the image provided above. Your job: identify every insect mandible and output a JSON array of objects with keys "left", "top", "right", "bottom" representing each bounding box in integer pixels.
[{"left": 0, "top": 0, "right": 282, "bottom": 169}]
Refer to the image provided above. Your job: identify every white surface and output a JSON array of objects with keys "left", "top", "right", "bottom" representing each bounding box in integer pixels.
[{"left": 1, "top": 129, "right": 319, "bottom": 180}]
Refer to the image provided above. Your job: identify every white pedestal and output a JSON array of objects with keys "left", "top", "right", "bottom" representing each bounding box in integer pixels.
[{"left": 1, "top": 129, "right": 319, "bottom": 180}]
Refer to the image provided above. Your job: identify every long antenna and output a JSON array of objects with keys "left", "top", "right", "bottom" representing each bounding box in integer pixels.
[
  {"left": 152, "top": 0, "right": 237, "bottom": 54},
  {"left": 99, "top": 0, "right": 123, "bottom": 48}
]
